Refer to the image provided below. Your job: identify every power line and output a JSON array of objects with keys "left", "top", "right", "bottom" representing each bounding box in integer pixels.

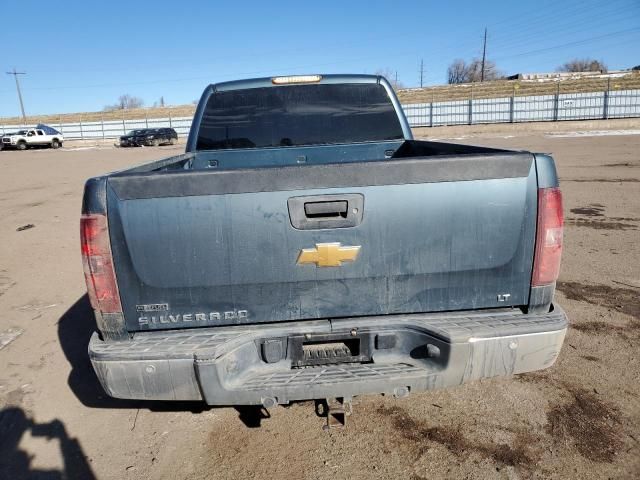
[
  {"left": 444, "top": 0, "right": 637, "bottom": 64},
  {"left": 1, "top": 23, "right": 637, "bottom": 97},
  {"left": 7, "top": 1, "right": 630, "bottom": 83},
  {"left": 486, "top": 3, "right": 639, "bottom": 54},
  {"left": 6, "top": 68, "right": 27, "bottom": 123},
  {"left": 14, "top": 1, "right": 626, "bottom": 79},
  {"left": 493, "top": 27, "right": 640, "bottom": 61}
]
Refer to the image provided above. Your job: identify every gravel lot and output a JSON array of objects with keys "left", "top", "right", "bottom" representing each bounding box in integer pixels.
[{"left": 0, "top": 131, "right": 638, "bottom": 479}]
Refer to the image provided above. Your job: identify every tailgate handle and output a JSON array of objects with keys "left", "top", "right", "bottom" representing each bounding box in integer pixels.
[
  {"left": 288, "top": 194, "right": 364, "bottom": 230},
  {"left": 304, "top": 201, "right": 348, "bottom": 218}
]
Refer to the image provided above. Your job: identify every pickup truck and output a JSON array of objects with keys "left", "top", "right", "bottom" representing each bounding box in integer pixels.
[
  {"left": 1, "top": 124, "right": 64, "bottom": 150},
  {"left": 82, "top": 74, "right": 567, "bottom": 411}
]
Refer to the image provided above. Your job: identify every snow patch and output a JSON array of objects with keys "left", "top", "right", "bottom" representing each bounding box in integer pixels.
[{"left": 546, "top": 130, "right": 640, "bottom": 138}]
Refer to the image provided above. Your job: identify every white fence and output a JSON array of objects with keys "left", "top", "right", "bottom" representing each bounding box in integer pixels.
[
  {"left": 1, "top": 88, "right": 639, "bottom": 139},
  {"left": 403, "top": 89, "right": 640, "bottom": 127},
  {"left": 0, "top": 115, "right": 193, "bottom": 140}
]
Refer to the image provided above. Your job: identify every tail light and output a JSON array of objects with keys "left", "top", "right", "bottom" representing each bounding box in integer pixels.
[
  {"left": 532, "top": 187, "right": 564, "bottom": 286},
  {"left": 80, "top": 214, "right": 122, "bottom": 313}
]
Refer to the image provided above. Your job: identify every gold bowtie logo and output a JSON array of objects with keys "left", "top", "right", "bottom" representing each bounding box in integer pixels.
[{"left": 297, "top": 242, "right": 361, "bottom": 267}]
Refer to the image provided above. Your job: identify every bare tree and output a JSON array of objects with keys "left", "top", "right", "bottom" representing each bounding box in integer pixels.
[
  {"left": 104, "top": 94, "right": 145, "bottom": 111},
  {"left": 374, "top": 68, "right": 405, "bottom": 90},
  {"left": 557, "top": 58, "right": 607, "bottom": 73},
  {"left": 152, "top": 96, "right": 166, "bottom": 108},
  {"left": 466, "top": 58, "right": 501, "bottom": 82},
  {"left": 447, "top": 59, "right": 468, "bottom": 84},
  {"left": 447, "top": 58, "right": 502, "bottom": 84}
]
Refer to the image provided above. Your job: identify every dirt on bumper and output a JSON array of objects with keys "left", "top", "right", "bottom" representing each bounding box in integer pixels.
[{"left": 89, "top": 306, "right": 568, "bottom": 406}]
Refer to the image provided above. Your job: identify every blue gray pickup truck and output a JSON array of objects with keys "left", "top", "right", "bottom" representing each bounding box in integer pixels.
[{"left": 81, "top": 74, "right": 567, "bottom": 412}]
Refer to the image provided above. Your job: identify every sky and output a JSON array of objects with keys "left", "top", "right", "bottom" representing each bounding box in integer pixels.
[{"left": 0, "top": 0, "right": 639, "bottom": 117}]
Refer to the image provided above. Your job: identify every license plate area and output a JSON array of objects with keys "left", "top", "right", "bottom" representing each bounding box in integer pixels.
[{"left": 289, "top": 332, "right": 372, "bottom": 368}]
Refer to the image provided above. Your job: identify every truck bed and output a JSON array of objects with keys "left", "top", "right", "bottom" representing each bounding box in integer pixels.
[{"left": 114, "top": 139, "right": 512, "bottom": 174}]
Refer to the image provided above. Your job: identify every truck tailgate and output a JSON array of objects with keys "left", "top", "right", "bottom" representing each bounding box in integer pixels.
[{"left": 106, "top": 153, "right": 537, "bottom": 332}]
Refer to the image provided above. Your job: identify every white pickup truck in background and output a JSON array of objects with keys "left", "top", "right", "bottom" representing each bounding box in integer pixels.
[{"left": 1, "top": 124, "right": 64, "bottom": 150}]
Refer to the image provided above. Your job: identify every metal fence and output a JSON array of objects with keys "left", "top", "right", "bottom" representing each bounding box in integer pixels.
[
  {"left": 403, "top": 88, "right": 640, "bottom": 127},
  {"left": 1, "top": 88, "right": 639, "bottom": 139},
  {"left": 0, "top": 115, "right": 193, "bottom": 140}
]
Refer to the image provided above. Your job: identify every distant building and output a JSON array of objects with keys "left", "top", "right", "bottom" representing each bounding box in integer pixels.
[{"left": 506, "top": 70, "right": 633, "bottom": 82}]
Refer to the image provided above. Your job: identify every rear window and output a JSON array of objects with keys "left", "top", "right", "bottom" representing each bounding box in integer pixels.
[{"left": 196, "top": 83, "right": 404, "bottom": 150}]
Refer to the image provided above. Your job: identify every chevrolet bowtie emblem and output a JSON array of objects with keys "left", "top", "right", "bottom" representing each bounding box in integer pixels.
[{"left": 297, "top": 242, "right": 361, "bottom": 267}]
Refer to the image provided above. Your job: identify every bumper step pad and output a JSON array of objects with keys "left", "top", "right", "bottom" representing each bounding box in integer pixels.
[{"left": 242, "top": 363, "right": 424, "bottom": 390}]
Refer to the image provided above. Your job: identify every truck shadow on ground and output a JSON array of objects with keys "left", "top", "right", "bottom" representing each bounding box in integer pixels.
[
  {"left": 0, "top": 406, "right": 96, "bottom": 480},
  {"left": 58, "top": 295, "right": 274, "bottom": 428},
  {"left": 57, "top": 295, "right": 211, "bottom": 413}
]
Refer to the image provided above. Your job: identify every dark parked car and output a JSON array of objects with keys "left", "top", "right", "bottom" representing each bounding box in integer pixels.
[{"left": 119, "top": 128, "right": 177, "bottom": 147}]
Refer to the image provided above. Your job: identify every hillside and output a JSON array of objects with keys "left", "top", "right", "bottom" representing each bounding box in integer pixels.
[
  {"left": 396, "top": 71, "right": 640, "bottom": 103},
  {"left": 2, "top": 73, "right": 639, "bottom": 125}
]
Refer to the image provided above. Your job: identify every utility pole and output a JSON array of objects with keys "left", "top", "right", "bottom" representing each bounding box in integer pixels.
[
  {"left": 480, "top": 27, "right": 487, "bottom": 82},
  {"left": 419, "top": 59, "right": 425, "bottom": 88},
  {"left": 6, "top": 68, "right": 27, "bottom": 123},
  {"left": 395, "top": 71, "right": 398, "bottom": 88}
]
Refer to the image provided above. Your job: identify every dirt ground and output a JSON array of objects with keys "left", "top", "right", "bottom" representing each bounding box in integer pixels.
[{"left": 0, "top": 130, "right": 638, "bottom": 479}]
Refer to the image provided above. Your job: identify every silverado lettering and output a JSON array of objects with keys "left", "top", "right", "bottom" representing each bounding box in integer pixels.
[{"left": 138, "top": 310, "right": 249, "bottom": 325}]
